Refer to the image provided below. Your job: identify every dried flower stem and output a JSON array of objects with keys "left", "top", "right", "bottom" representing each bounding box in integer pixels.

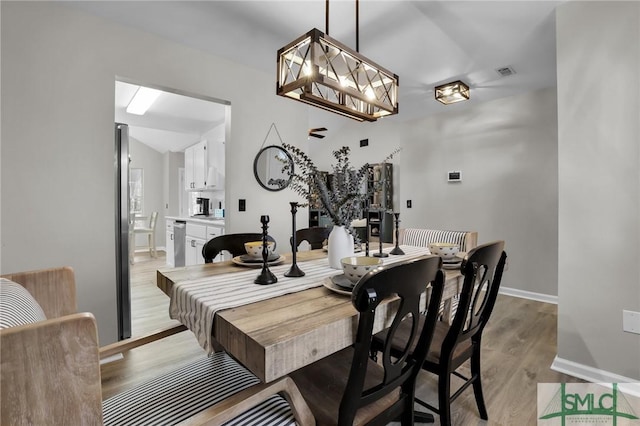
[{"left": 281, "top": 144, "right": 400, "bottom": 238}]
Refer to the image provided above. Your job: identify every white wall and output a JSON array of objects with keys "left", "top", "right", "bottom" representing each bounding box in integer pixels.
[
  {"left": 313, "top": 88, "right": 559, "bottom": 297},
  {"left": 556, "top": 1, "right": 640, "bottom": 380},
  {"left": 0, "top": 2, "right": 308, "bottom": 344}
]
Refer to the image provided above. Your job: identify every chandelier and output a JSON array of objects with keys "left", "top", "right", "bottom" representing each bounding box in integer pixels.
[{"left": 276, "top": 0, "right": 399, "bottom": 122}]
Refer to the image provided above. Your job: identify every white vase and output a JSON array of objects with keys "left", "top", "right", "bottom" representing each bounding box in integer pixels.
[{"left": 328, "top": 225, "right": 355, "bottom": 269}]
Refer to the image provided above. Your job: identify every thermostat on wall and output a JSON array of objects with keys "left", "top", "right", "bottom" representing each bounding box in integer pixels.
[{"left": 448, "top": 171, "right": 462, "bottom": 182}]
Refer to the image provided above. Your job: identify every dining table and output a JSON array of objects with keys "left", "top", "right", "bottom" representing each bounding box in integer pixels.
[{"left": 156, "top": 245, "right": 463, "bottom": 383}]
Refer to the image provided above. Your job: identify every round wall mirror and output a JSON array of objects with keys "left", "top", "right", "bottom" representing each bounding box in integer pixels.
[{"left": 253, "top": 145, "right": 294, "bottom": 191}]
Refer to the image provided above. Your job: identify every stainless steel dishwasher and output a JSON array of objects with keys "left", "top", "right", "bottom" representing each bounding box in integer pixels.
[{"left": 173, "top": 220, "right": 186, "bottom": 267}]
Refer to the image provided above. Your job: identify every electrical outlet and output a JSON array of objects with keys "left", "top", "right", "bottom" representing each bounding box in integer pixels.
[
  {"left": 239, "top": 199, "right": 246, "bottom": 212},
  {"left": 360, "top": 139, "right": 369, "bottom": 147},
  {"left": 406, "top": 200, "right": 412, "bottom": 208},
  {"left": 623, "top": 310, "right": 640, "bottom": 334}
]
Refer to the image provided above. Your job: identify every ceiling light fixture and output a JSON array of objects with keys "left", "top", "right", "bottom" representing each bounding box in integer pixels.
[
  {"left": 276, "top": 0, "right": 399, "bottom": 122},
  {"left": 434, "top": 80, "right": 470, "bottom": 105},
  {"left": 126, "top": 86, "right": 162, "bottom": 115}
]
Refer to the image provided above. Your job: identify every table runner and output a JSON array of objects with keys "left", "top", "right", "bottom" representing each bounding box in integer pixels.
[{"left": 170, "top": 245, "right": 430, "bottom": 353}]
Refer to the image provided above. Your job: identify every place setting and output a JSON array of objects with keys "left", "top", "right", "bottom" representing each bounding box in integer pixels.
[
  {"left": 429, "top": 242, "right": 465, "bottom": 269},
  {"left": 323, "top": 256, "right": 383, "bottom": 296},
  {"left": 231, "top": 239, "right": 285, "bottom": 268}
]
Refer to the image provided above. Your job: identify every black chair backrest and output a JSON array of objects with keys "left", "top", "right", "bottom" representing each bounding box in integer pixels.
[
  {"left": 291, "top": 227, "right": 331, "bottom": 251},
  {"left": 340, "top": 255, "right": 445, "bottom": 425},
  {"left": 445, "top": 240, "right": 507, "bottom": 353},
  {"left": 202, "top": 233, "right": 276, "bottom": 263}
]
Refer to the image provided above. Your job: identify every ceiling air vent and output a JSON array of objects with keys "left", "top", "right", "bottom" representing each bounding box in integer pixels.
[{"left": 496, "top": 66, "right": 516, "bottom": 77}]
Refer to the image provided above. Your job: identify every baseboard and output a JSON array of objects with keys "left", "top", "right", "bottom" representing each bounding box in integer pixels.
[
  {"left": 499, "top": 286, "right": 558, "bottom": 304},
  {"left": 551, "top": 356, "right": 640, "bottom": 397},
  {"left": 133, "top": 246, "right": 166, "bottom": 254}
]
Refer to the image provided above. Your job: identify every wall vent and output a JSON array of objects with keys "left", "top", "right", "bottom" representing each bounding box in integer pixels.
[{"left": 496, "top": 66, "right": 516, "bottom": 77}]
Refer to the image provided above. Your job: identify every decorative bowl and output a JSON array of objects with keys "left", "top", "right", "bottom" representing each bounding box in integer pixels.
[
  {"left": 341, "top": 256, "right": 383, "bottom": 285},
  {"left": 428, "top": 242, "right": 460, "bottom": 261},
  {"left": 244, "top": 241, "right": 275, "bottom": 259}
]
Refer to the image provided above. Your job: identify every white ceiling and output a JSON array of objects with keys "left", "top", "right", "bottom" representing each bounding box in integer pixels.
[
  {"left": 88, "top": 0, "right": 562, "bottom": 147},
  {"left": 115, "top": 81, "right": 226, "bottom": 153}
]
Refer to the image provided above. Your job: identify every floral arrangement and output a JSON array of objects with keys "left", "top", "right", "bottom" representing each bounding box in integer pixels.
[{"left": 281, "top": 143, "right": 399, "bottom": 236}]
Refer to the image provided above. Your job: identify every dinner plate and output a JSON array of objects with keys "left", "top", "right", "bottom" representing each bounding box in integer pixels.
[
  {"left": 322, "top": 277, "right": 352, "bottom": 296},
  {"left": 237, "top": 253, "right": 280, "bottom": 263},
  {"left": 232, "top": 254, "right": 285, "bottom": 268},
  {"left": 443, "top": 262, "right": 461, "bottom": 270},
  {"left": 331, "top": 274, "right": 355, "bottom": 290}
]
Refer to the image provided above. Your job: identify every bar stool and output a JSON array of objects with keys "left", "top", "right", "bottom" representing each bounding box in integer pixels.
[{"left": 132, "top": 211, "right": 158, "bottom": 260}]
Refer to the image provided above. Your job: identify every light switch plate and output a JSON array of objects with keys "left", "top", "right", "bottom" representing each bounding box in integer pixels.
[
  {"left": 623, "top": 310, "right": 640, "bottom": 334},
  {"left": 448, "top": 171, "right": 462, "bottom": 182}
]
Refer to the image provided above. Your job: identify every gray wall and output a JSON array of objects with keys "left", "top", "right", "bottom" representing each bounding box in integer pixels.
[
  {"left": 130, "top": 137, "right": 165, "bottom": 249},
  {"left": 0, "top": 1, "right": 308, "bottom": 344},
  {"left": 311, "top": 87, "right": 559, "bottom": 298},
  {"left": 556, "top": 1, "right": 640, "bottom": 380},
  {"left": 163, "top": 151, "right": 185, "bottom": 218},
  {"left": 404, "top": 88, "right": 559, "bottom": 297}
]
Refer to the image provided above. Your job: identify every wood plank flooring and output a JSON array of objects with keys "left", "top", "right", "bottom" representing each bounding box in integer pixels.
[
  {"left": 128, "top": 250, "right": 181, "bottom": 336},
  {"left": 408, "top": 296, "right": 583, "bottom": 425},
  {"left": 105, "top": 253, "right": 583, "bottom": 424}
]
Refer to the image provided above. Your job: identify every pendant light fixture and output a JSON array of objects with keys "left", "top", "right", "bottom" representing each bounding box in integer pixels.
[
  {"left": 277, "top": 0, "right": 399, "bottom": 122},
  {"left": 434, "top": 80, "right": 470, "bottom": 105}
]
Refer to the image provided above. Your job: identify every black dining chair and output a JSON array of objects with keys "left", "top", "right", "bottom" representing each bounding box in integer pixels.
[
  {"left": 372, "top": 240, "right": 507, "bottom": 425},
  {"left": 202, "top": 233, "right": 276, "bottom": 263},
  {"left": 290, "top": 226, "right": 331, "bottom": 251},
  {"left": 289, "top": 255, "right": 445, "bottom": 425}
]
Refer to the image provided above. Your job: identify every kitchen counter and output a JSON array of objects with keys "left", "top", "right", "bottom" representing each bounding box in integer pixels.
[{"left": 166, "top": 215, "right": 225, "bottom": 226}]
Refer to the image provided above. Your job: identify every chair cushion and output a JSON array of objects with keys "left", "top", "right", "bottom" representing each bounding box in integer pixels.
[
  {"left": 102, "top": 352, "right": 296, "bottom": 426},
  {"left": 221, "top": 394, "right": 297, "bottom": 426},
  {"left": 400, "top": 228, "right": 470, "bottom": 251},
  {"left": 424, "top": 321, "right": 473, "bottom": 366},
  {"left": 0, "top": 279, "right": 47, "bottom": 329}
]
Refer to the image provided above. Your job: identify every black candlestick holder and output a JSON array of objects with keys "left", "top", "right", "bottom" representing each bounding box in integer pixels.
[
  {"left": 365, "top": 207, "right": 370, "bottom": 257},
  {"left": 389, "top": 212, "right": 405, "bottom": 255},
  {"left": 285, "top": 202, "right": 305, "bottom": 277},
  {"left": 255, "top": 215, "right": 278, "bottom": 285},
  {"left": 373, "top": 210, "right": 389, "bottom": 258}
]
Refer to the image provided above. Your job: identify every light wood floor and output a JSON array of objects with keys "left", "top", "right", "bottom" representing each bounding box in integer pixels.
[
  {"left": 106, "top": 252, "right": 583, "bottom": 424},
  {"left": 128, "top": 250, "right": 181, "bottom": 336}
]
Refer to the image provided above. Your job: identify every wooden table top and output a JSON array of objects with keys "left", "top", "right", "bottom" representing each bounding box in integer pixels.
[{"left": 157, "top": 249, "right": 463, "bottom": 382}]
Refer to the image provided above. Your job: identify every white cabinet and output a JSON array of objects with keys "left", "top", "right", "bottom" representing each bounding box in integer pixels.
[
  {"left": 165, "top": 220, "right": 175, "bottom": 267},
  {"left": 186, "top": 238, "right": 206, "bottom": 265},
  {"left": 185, "top": 222, "right": 207, "bottom": 265},
  {"left": 206, "top": 224, "right": 225, "bottom": 262},
  {"left": 184, "top": 140, "right": 208, "bottom": 191},
  {"left": 182, "top": 221, "right": 226, "bottom": 265}
]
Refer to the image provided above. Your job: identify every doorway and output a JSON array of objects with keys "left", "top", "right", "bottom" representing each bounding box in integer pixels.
[{"left": 114, "top": 79, "right": 229, "bottom": 339}]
